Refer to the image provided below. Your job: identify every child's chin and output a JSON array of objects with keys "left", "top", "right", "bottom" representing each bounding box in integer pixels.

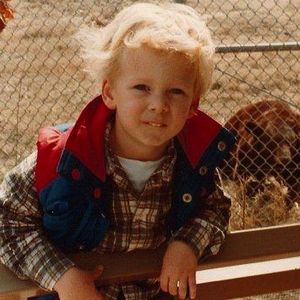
[{"left": 142, "top": 139, "right": 170, "bottom": 149}]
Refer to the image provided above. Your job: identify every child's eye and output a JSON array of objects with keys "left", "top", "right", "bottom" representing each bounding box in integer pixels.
[
  {"left": 170, "top": 88, "right": 185, "bottom": 95},
  {"left": 134, "top": 84, "right": 150, "bottom": 92}
]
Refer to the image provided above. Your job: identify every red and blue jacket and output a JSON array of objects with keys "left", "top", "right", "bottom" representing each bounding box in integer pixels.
[{"left": 35, "top": 96, "right": 235, "bottom": 251}]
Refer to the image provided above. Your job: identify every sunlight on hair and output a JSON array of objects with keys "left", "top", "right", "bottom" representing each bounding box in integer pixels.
[{"left": 75, "top": 3, "right": 215, "bottom": 100}]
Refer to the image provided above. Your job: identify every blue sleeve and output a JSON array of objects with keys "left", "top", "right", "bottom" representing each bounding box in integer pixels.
[{"left": 40, "top": 176, "right": 109, "bottom": 251}]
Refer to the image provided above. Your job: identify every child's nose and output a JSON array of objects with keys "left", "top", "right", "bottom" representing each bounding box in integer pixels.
[{"left": 148, "top": 95, "right": 168, "bottom": 113}]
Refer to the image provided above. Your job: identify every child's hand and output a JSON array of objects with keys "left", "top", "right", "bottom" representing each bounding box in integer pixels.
[
  {"left": 160, "top": 241, "right": 198, "bottom": 299},
  {"left": 54, "top": 266, "right": 104, "bottom": 300}
]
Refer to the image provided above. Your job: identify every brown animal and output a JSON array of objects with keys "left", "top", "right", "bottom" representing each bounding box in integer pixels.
[{"left": 223, "top": 100, "right": 300, "bottom": 203}]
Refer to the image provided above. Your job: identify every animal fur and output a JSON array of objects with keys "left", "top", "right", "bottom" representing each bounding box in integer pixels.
[{"left": 223, "top": 100, "right": 300, "bottom": 203}]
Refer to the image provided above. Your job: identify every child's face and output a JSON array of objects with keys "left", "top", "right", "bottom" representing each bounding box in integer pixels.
[{"left": 102, "top": 46, "right": 197, "bottom": 160}]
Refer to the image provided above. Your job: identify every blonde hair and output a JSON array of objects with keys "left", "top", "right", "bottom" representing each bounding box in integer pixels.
[{"left": 76, "top": 3, "right": 215, "bottom": 99}]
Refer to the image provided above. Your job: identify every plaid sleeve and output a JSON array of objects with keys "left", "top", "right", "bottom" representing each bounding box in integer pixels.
[
  {"left": 0, "top": 152, "right": 75, "bottom": 290},
  {"left": 171, "top": 169, "right": 231, "bottom": 259}
]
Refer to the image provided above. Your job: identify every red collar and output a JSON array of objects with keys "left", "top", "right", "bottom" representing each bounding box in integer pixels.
[{"left": 64, "top": 96, "right": 222, "bottom": 181}]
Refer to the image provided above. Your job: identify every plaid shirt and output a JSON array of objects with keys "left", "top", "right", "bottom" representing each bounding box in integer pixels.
[{"left": 0, "top": 125, "right": 231, "bottom": 300}]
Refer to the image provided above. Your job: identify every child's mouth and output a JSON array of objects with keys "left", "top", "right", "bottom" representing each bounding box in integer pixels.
[{"left": 145, "top": 122, "right": 166, "bottom": 127}]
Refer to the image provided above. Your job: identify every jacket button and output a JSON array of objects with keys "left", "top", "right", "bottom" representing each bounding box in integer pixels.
[
  {"left": 182, "top": 193, "right": 192, "bottom": 203},
  {"left": 94, "top": 188, "right": 101, "bottom": 199},
  {"left": 199, "top": 166, "right": 208, "bottom": 176},
  {"left": 218, "top": 141, "right": 226, "bottom": 151},
  {"left": 71, "top": 169, "right": 81, "bottom": 180}
]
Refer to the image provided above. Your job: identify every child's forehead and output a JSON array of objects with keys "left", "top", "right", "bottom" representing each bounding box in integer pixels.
[
  {"left": 112, "top": 46, "right": 196, "bottom": 87},
  {"left": 119, "top": 46, "right": 194, "bottom": 73}
]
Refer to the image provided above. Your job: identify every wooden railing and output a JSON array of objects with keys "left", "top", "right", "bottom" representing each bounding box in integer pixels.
[{"left": 1, "top": 224, "right": 300, "bottom": 300}]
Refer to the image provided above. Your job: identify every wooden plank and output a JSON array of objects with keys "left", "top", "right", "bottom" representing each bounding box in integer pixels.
[
  {"left": 0, "top": 265, "right": 44, "bottom": 299},
  {"left": 197, "top": 269, "right": 300, "bottom": 300},
  {"left": 0, "top": 290, "right": 45, "bottom": 300},
  {"left": 201, "top": 223, "right": 300, "bottom": 268},
  {"left": 1, "top": 224, "right": 300, "bottom": 299}
]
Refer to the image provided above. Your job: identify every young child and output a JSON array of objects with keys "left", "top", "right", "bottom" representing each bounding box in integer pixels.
[{"left": 0, "top": 3, "right": 235, "bottom": 300}]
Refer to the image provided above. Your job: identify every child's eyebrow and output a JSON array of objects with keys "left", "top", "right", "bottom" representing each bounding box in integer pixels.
[
  {"left": 127, "top": 73, "right": 195, "bottom": 86},
  {"left": 169, "top": 79, "right": 195, "bottom": 88}
]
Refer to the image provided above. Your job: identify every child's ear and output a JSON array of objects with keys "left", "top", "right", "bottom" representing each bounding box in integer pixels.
[
  {"left": 188, "top": 98, "right": 199, "bottom": 118},
  {"left": 102, "top": 80, "right": 116, "bottom": 110}
]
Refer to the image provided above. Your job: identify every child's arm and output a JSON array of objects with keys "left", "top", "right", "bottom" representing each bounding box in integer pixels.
[
  {"left": 0, "top": 152, "right": 103, "bottom": 299},
  {"left": 0, "top": 152, "right": 74, "bottom": 288},
  {"left": 54, "top": 266, "right": 104, "bottom": 300},
  {"left": 160, "top": 170, "right": 231, "bottom": 299}
]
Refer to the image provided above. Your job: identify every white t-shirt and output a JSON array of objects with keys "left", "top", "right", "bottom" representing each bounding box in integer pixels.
[{"left": 117, "top": 156, "right": 165, "bottom": 192}]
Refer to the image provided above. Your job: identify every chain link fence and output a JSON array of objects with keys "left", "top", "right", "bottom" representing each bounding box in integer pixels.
[{"left": 0, "top": 0, "right": 299, "bottom": 229}]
